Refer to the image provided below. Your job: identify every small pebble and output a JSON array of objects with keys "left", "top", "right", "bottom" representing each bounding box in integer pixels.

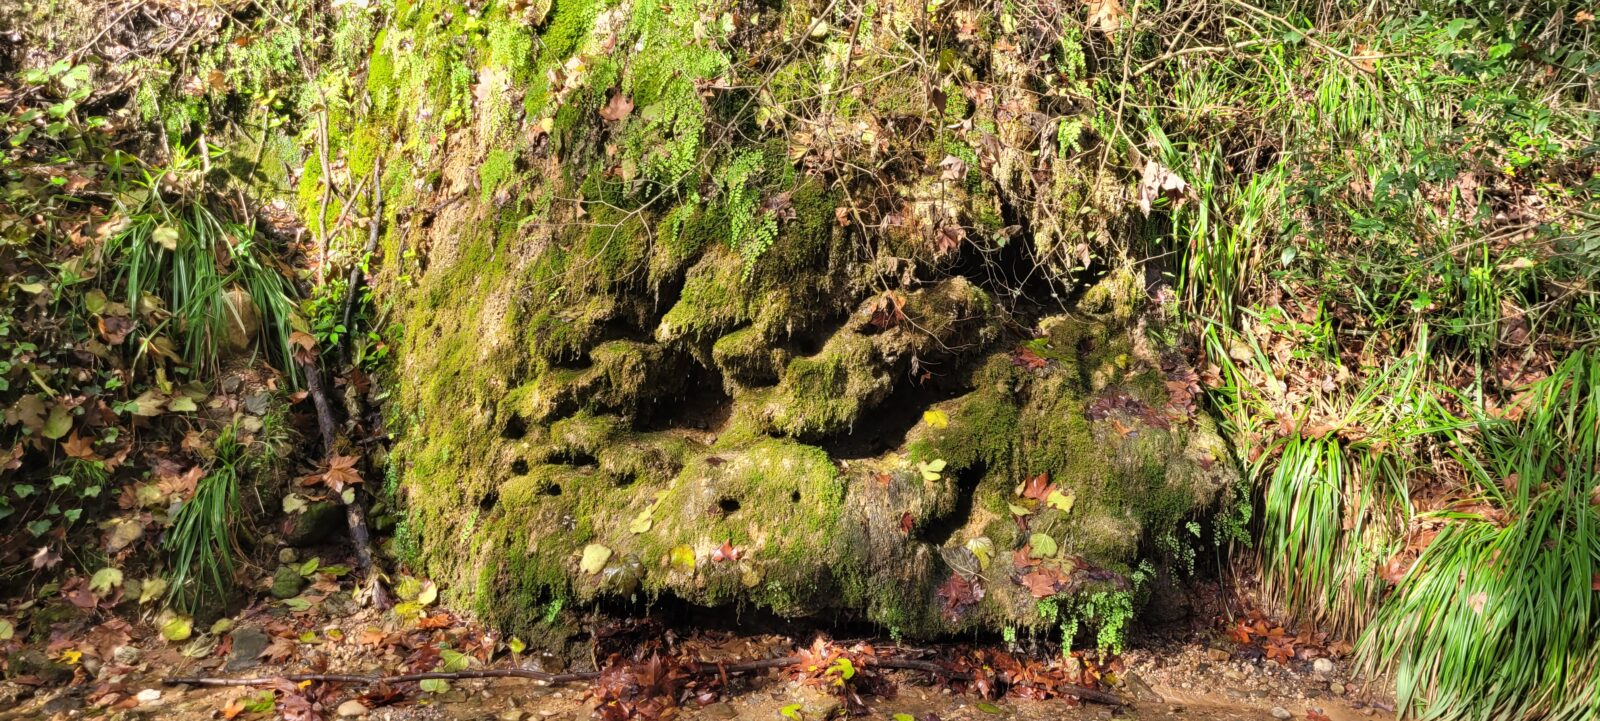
[
  {"left": 336, "top": 699, "right": 368, "bottom": 717},
  {"left": 499, "top": 711, "right": 528, "bottom": 721},
  {"left": 135, "top": 689, "right": 161, "bottom": 704},
  {"left": 1270, "top": 707, "right": 1293, "bottom": 719},
  {"left": 279, "top": 548, "right": 299, "bottom": 564},
  {"left": 112, "top": 645, "right": 142, "bottom": 665},
  {"left": 1330, "top": 682, "right": 1347, "bottom": 696},
  {"left": 1312, "top": 657, "right": 1336, "bottom": 674},
  {"left": 1206, "top": 647, "right": 1232, "bottom": 663}
]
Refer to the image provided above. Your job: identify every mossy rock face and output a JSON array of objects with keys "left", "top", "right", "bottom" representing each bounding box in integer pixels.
[{"left": 356, "top": 0, "right": 1238, "bottom": 649}]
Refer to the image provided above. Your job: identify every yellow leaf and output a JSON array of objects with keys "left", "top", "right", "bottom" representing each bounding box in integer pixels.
[
  {"left": 1045, "top": 490, "right": 1075, "bottom": 513},
  {"left": 579, "top": 544, "right": 612, "bottom": 574},
  {"left": 669, "top": 544, "right": 696, "bottom": 573},
  {"left": 922, "top": 410, "right": 949, "bottom": 428}
]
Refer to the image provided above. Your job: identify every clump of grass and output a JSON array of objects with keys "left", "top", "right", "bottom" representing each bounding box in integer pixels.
[
  {"left": 163, "top": 423, "right": 247, "bottom": 610},
  {"left": 98, "top": 147, "right": 299, "bottom": 383},
  {"left": 1361, "top": 352, "right": 1600, "bottom": 720}
]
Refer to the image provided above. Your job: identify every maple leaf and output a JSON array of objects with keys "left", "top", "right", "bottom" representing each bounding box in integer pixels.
[
  {"left": 318, "top": 454, "right": 363, "bottom": 490},
  {"left": 158, "top": 466, "right": 204, "bottom": 499},
  {"left": 61, "top": 432, "right": 98, "bottom": 460},
  {"left": 1085, "top": 0, "right": 1125, "bottom": 34},
  {"left": 1137, "top": 159, "right": 1189, "bottom": 215},
  {"left": 1018, "top": 473, "right": 1055, "bottom": 502},
  {"left": 937, "top": 574, "right": 984, "bottom": 620},
  {"left": 1265, "top": 642, "right": 1294, "bottom": 665},
  {"left": 262, "top": 635, "right": 297, "bottom": 663},
  {"left": 32, "top": 545, "right": 62, "bottom": 570},
  {"left": 1226, "top": 622, "right": 1252, "bottom": 645},
  {"left": 358, "top": 627, "right": 389, "bottom": 646},
  {"left": 1011, "top": 345, "right": 1047, "bottom": 371},
  {"left": 712, "top": 541, "right": 742, "bottom": 562},
  {"left": 1019, "top": 568, "right": 1064, "bottom": 599},
  {"left": 900, "top": 511, "right": 914, "bottom": 534},
  {"left": 598, "top": 92, "right": 634, "bottom": 122},
  {"left": 1306, "top": 709, "right": 1333, "bottom": 721}
]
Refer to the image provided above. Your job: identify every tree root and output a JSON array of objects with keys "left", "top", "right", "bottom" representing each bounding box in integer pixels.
[{"left": 162, "top": 655, "right": 1126, "bottom": 706}]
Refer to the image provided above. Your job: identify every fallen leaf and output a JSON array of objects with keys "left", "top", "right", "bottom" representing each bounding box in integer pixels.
[
  {"left": 580, "top": 544, "right": 613, "bottom": 574},
  {"left": 922, "top": 409, "right": 949, "bottom": 428},
  {"left": 161, "top": 616, "right": 193, "bottom": 642},
  {"left": 598, "top": 92, "right": 634, "bottom": 122},
  {"left": 1028, "top": 533, "right": 1058, "bottom": 558},
  {"left": 1138, "top": 159, "right": 1189, "bottom": 215}
]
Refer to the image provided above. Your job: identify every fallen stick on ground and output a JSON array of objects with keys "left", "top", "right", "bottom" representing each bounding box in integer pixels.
[{"left": 162, "top": 655, "right": 1126, "bottom": 706}]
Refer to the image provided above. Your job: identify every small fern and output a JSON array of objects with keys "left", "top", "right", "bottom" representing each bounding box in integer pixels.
[{"left": 721, "top": 150, "right": 779, "bottom": 279}]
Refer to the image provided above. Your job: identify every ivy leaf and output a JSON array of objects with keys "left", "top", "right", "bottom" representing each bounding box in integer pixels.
[
  {"left": 89, "top": 567, "right": 123, "bottom": 594},
  {"left": 598, "top": 92, "right": 634, "bottom": 122},
  {"left": 917, "top": 458, "right": 947, "bottom": 481},
  {"left": 440, "top": 648, "right": 472, "bottom": 672},
  {"left": 1028, "top": 533, "right": 1058, "bottom": 558},
  {"left": 965, "top": 537, "right": 994, "bottom": 570},
  {"left": 1045, "top": 489, "right": 1075, "bottom": 513}
]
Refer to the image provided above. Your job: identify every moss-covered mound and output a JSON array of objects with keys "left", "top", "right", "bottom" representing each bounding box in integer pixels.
[{"left": 343, "top": 0, "right": 1239, "bottom": 648}]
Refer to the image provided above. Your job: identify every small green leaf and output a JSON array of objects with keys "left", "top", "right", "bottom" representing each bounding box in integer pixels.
[
  {"left": 1028, "top": 533, "right": 1058, "bottom": 558},
  {"left": 210, "top": 618, "right": 235, "bottom": 635},
  {"left": 894, "top": 715, "right": 916, "bottom": 721},
  {"left": 917, "top": 458, "right": 947, "bottom": 481},
  {"left": 976, "top": 701, "right": 1004, "bottom": 714},
  {"left": 41, "top": 405, "right": 72, "bottom": 440},
  {"left": 298, "top": 558, "right": 320, "bottom": 577},
  {"left": 0, "top": 619, "right": 14, "bottom": 641},
  {"left": 780, "top": 703, "right": 805, "bottom": 720},
  {"left": 1044, "top": 490, "right": 1075, "bottom": 513},
  {"left": 161, "top": 616, "right": 193, "bottom": 642},
  {"left": 508, "top": 636, "right": 526, "bottom": 655},
  {"left": 166, "top": 396, "right": 198, "bottom": 413},
  {"left": 1008, "top": 503, "right": 1032, "bottom": 517},
  {"left": 89, "top": 567, "right": 124, "bottom": 594},
  {"left": 669, "top": 544, "right": 696, "bottom": 573},
  {"left": 139, "top": 577, "right": 168, "bottom": 604},
  {"left": 965, "top": 537, "right": 994, "bottom": 570},
  {"left": 419, "top": 678, "right": 450, "bottom": 694},
  {"left": 440, "top": 648, "right": 472, "bottom": 672},
  {"left": 282, "top": 598, "right": 311, "bottom": 612}
]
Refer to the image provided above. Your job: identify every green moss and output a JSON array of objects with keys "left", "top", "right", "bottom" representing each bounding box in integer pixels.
[
  {"left": 479, "top": 149, "right": 518, "bottom": 203},
  {"left": 770, "top": 332, "right": 891, "bottom": 439}
]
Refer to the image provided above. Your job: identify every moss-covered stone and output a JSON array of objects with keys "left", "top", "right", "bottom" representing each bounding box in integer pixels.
[{"left": 346, "top": 0, "right": 1240, "bottom": 655}]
